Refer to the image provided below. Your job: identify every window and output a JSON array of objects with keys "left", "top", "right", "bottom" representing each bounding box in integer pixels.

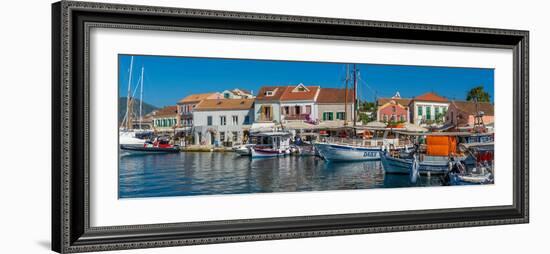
[
  {"left": 266, "top": 91, "right": 274, "bottom": 96},
  {"left": 283, "top": 106, "right": 290, "bottom": 115},
  {"left": 232, "top": 115, "right": 238, "bottom": 125},
  {"left": 418, "top": 106, "right": 423, "bottom": 116},
  {"left": 207, "top": 116, "right": 212, "bottom": 126},
  {"left": 426, "top": 106, "right": 431, "bottom": 120},
  {"left": 220, "top": 116, "right": 226, "bottom": 126},
  {"left": 400, "top": 115, "right": 405, "bottom": 122},
  {"left": 392, "top": 106, "right": 396, "bottom": 112},
  {"left": 383, "top": 115, "right": 388, "bottom": 122},
  {"left": 244, "top": 115, "right": 250, "bottom": 124},
  {"left": 262, "top": 105, "right": 272, "bottom": 120},
  {"left": 336, "top": 112, "right": 345, "bottom": 120},
  {"left": 220, "top": 132, "right": 225, "bottom": 142},
  {"left": 232, "top": 131, "right": 238, "bottom": 142},
  {"left": 295, "top": 106, "right": 301, "bottom": 115},
  {"left": 305, "top": 105, "right": 312, "bottom": 114},
  {"left": 224, "top": 93, "right": 230, "bottom": 99},
  {"left": 323, "top": 112, "right": 334, "bottom": 121}
]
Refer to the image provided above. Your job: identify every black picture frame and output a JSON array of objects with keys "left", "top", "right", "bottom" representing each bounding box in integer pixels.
[{"left": 51, "top": 1, "right": 529, "bottom": 253}]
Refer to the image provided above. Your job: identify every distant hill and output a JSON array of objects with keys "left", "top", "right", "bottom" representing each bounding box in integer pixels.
[{"left": 118, "top": 97, "right": 159, "bottom": 123}]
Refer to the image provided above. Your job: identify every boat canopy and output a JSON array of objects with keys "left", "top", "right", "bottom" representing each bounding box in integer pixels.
[
  {"left": 250, "top": 122, "right": 278, "bottom": 133},
  {"left": 283, "top": 121, "right": 316, "bottom": 130},
  {"left": 252, "top": 132, "right": 292, "bottom": 137},
  {"left": 364, "top": 121, "right": 386, "bottom": 128},
  {"left": 393, "top": 131, "right": 478, "bottom": 136},
  {"left": 426, "top": 135, "right": 457, "bottom": 156},
  {"left": 459, "top": 142, "right": 494, "bottom": 150}
]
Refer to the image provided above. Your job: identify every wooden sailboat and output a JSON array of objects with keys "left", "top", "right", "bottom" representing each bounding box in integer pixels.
[
  {"left": 314, "top": 64, "right": 412, "bottom": 161},
  {"left": 119, "top": 56, "right": 152, "bottom": 146}
]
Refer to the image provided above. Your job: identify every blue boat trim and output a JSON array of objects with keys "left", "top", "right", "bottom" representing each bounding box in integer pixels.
[{"left": 328, "top": 144, "right": 381, "bottom": 151}]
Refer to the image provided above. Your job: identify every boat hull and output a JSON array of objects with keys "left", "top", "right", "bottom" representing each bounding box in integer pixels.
[
  {"left": 314, "top": 143, "right": 381, "bottom": 161},
  {"left": 251, "top": 147, "right": 289, "bottom": 158},
  {"left": 233, "top": 145, "right": 252, "bottom": 156},
  {"left": 120, "top": 144, "right": 180, "bottom": 154},
  {"left": 381, "top": 153, "right": 451, "bottom": 175}
]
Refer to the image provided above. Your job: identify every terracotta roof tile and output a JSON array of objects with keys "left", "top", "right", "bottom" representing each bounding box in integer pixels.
[
  {"left": 413, "top": 92, "right": 449, "bottom": 102},
  {"left": 280, "top": 85, "right": 319, "bottom": 101},
  {"left": 178, "top": 93, "right": 221, "bottom": 104},
  {"left": 255, "top": 86, "right": 286, "bottom": 101},
  {"left": 377, "top": 97, "right": 411, "bottom": 107},
  {"left": 194, "top": 99, "right": 254, "bottom": 111},
  {"left": 451, "top": 100, "right": 494, "bottom": 116},
  {"left": 317, "top": 88, "right": 355, "bottom": 104},
  {"left": 153, "top": 106, "right": 178, "bottom": 117}
]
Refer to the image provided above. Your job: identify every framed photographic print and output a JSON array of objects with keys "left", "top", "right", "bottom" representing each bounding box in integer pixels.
[{"left": 52, "top": 1, "right": 529, "bottom": 253}]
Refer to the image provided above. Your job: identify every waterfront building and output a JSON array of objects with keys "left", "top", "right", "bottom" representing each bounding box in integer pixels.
[
  {"left": 192, "top": 98, "right": 254, "bottom": 146},
  {"left": 129, "top": 112, "right": 155, "bottom": 130},
  {"left": 279, "top": 84, "right": 320, "bottom": 122},
  {"left": 376, "top": 92, "right": 411, "bottom": 123},
  {"left": 176, "top": 93, "right": 222, "bottom": 128},
  {"left": 409, "top": 92, "right": 450, "bottom": 126},
  {"left": 254, "top": 86, "right": 286, "bottom": 123},
  {"left": 316, "top": 88, "right": 355, "bottom": 123},
  {"left": 445, "top": 100, "right": 495, "bottom": 128},
  {"left": 221, "top": 88, "right": 255, "bottom": 99},
  {"left": 152, "top": 106, "right": 179, "bottom": 132},
  {"left": 254, "top": 84, "right": 321, "bottom": 123}
]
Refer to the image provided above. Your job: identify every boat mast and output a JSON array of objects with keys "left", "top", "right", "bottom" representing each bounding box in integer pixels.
[
  {"left": 344, "top": 64, "right": 350, "bottom": 126},
  {"left": 353, "top": 64, "right": 358, "bottom": 127},
  {"left": 126, "top": 56, "right": 134, "bottom": 130},
  {"left": 139, "top": 66, "right": 144, "bottom": 130}
]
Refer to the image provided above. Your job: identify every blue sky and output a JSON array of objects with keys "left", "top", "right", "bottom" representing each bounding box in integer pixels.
[{"left": 118, "top": 54, "right": 494, "bottom": 108}]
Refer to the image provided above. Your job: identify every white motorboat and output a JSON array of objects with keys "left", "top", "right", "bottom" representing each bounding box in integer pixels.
[{"left": 250, "top": 132, "right": 292, "bottom": 158}]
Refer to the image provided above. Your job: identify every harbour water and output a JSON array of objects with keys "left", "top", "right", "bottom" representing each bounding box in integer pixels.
[{"left": 119, "top": 152, "right": 446, "bottom": 198}]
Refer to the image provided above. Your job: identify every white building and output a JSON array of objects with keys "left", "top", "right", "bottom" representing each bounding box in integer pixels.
[
  {"left": 409, "top": 92, "right": 450, "bottom": 126},
  {"left": 192, "top": 99, "right": 254, "bottom": 146},
  {"left": 254, "top": 84, "right": 320, "bottom": 123}
]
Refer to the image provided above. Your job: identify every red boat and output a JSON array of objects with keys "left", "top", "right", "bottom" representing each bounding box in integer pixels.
[{"left": 120, "top": 138, "right": 180, "bottom": 154}]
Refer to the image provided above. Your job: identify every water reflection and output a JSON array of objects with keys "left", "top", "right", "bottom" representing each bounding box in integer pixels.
[{"left": 119, "top": 152, "right": 444, "bottom": 198}]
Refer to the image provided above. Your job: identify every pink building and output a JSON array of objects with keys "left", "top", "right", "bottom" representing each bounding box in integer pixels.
[
  {"left": 176, "top": 93, "right": 222, "bottom": 127},
  {"left": 376, "top": 92, "right": 411, "bottom": 123},
  {"left": 378, "top": 101, "right": 409, "bottom": 122},
  {"left": 446, "top": 100, "right": 494, "bottom": 127}
]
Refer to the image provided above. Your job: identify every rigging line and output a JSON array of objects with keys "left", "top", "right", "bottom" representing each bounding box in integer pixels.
[
  {"left": 358, "top": 76, "right": 377, "bottom": 100},
  {"left": 131, "top": 75, "right": 141, "bottom": 99}
]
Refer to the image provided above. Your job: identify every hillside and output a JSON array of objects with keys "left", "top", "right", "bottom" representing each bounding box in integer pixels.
[{"left": 118, "top": 97, "right": 159, "bottom": 123}]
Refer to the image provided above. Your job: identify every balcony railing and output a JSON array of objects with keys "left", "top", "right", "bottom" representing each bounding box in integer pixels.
[
  {"left": 257, "top": 116, "right": 273, "bottom": 122},
  {"left": 284, "top": 114, "right": 311, "bottom": 121}
]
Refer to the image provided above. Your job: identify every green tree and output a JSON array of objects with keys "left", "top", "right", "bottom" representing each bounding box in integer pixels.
[{"left": 466, "top": 86, "right": 490, "bottom": 102}]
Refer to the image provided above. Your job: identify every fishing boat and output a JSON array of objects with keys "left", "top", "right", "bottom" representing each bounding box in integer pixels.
[
  {"left": 315, "top": 128, "right": 414, "bottom": 161},
  {"left": 312, "top": 64, "right": 415, "bottom": 162},
  {"left": 381, "top": 152, "right": 459, "bottom": 175},
  {"left": 446, "top": 142, "right": 494, "bottom": 185},
  {"left": 381, "top": 134, "right": 466, "bottom": 175},
  {"left": 250, "top": 132, "right": 292, "bottom": 158},
  {"left": 120, "top": 137, "right": 179, "bottom": 154}
]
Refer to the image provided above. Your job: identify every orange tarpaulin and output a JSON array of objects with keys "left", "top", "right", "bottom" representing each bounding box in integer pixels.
[{"left": 426, "top": 136, "right": 457, "bottom": 156}]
